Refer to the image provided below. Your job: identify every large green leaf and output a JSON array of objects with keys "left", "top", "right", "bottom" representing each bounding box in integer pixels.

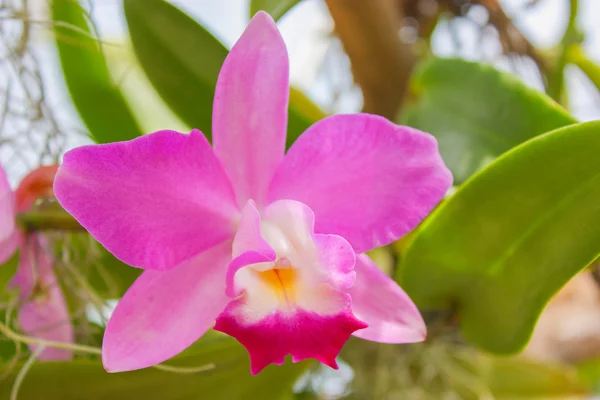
[
  {"left": 52, "top": 0, "right": 142, "bottom": 143},
  {"left": 397, "top": 121, "right": 600, "bottom": 354},
  {"left": 123, "top": 0, "right": 226, "bottom": 141},
  {"left": 250, "top": 0, "right": 301, "bottom": 21},
  {"left": 123, "top": 0, "right": 319, "bottom": 144},
  {"left": 0, "top": 334, "right": 306, "bottom": 399},
  {"left": 400, "top": 58, "right": 577, "bottom": 183}
]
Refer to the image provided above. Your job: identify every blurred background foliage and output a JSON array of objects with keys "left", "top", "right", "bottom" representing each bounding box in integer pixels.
[{"left": 2, "top": 0, "right": 600, "bottom": 398}]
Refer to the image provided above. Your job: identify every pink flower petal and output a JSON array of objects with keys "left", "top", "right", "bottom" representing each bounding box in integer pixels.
[
  {"left": 54, "top": 130, "right": 239, "bottom": 271},
  {"left": 269, "top": 114, "right": 452, "bottom": 253},
  {"left": 0, "top": 164, "right": 17, "bottom": 263},
  {"left": 349, "top": 254, "right": 426, "bottom": 343},
  {"left": 212, "top": 11, "right": 289, "bottom": 209},
  {"left": 263, "top": 200, "right": 356, "bottom": 290},
  {"left": 102, "top": 241, "right": 232, "bottom": 373},
  {"left": 232, "top": 200, "right": 275, "bottom": 260},
  {"left": 0, "top": 230, "right": 19, "bottom": 265},
  {"left": 215, "top": 298, "right": 366, "bottom": 375},
  {"left": 12, "top": 235, "right": 74, "bottom": 361},
  {"left": 313, "top": 234, "right": 356, "bottom": 291},
  {"left": 226, "top": 200, "right": 277, "bottom": 297}
]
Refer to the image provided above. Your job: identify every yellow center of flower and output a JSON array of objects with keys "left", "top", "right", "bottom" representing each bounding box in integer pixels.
[{"left": 256, "top": 268, "right": 297, "bottom": 304}]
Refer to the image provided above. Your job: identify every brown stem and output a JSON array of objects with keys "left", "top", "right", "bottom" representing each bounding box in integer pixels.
[
  {"left": 458, "top": 0, "right": 548, "bottom": 77},
  {"left": 325, "top": 0, "right": 417, "bottom": 119}
]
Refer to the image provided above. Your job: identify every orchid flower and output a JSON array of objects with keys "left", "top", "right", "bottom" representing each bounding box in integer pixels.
[
  {"left": 53, "top": 12, "right": 452, "bottom": 374},
  {"left": 0, "top": 164, "right": 74, "bottom": 361}
]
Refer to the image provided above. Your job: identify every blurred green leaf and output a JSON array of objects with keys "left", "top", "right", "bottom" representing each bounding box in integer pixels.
[
  {"left": 52, "top": 0, "right": 143, "bottom": 143},
  {"left": 485, "top": 356, "right": 587, "bottom": 399},
  {"left": 568, "top": 46, "right": 600, "bottom": 93},
  {"left": 342, "top": 339, "right": 586, "bottom": 399},
  {"left": 0, "top": 250, "right": 18, "bottom": 292},
  {"left": 0, "top": 253, "right": 19, "bottom": 361},
  {"left": 124, "top": 0, "right": 319, "bottom": 144},
  {"left": 400, "top": 58, "right": 577, "bottom": 183},
  {"left": 577, "top": 358, "right": 600, "bottom": 393},
  {"left": 398, "top": 121, "right": 600, "bottom": 354},
  {"left": 102, "top": 42, "right": 190, "bottom": 134},
  {"left": 250, "top": 0, "right": 301, "bottom": 21},
  {"left": 287, "top": 87, "right": 326, "bottom": 147},
  {"left": 448, "top": 350, "right": 587, "bottom": 399},
  {"left": 0, "top": 334, "right": 307, "bottom": 399},
  {"left": 123, "top": 0, "right": 226, "bottom": 141}
]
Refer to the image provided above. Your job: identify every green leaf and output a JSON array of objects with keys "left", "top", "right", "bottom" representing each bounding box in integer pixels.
[
  {"left": 577, "top": 358, "right": 600, "bottom": 393},
  {"left": 52, "top": 0, "right": 143, "bottom": 143},
  {"left": 287, "top": 87, "right": 326, "bottom": 147},
  {"left": 397, "top": 121, "right": 600, "bottom": 354},
  {"left": 486, "top": 356, "right": 587, "bottom": 398},
  {"left": 102, "top": 42, "right": 190, "bottom": 134},
  {"left": 0, "top": 252, "right": 19, "bottom": 361},
  {"left": 123, "top": 0, "right": 226, "bottom": 141},
  {"left": 0, "top": 334, "right": 307, "bottom": 399},
  {"left": 400, "top": 58, "right": 577, "bottom": 183},
  {"left": 0, "top": 250, "right": 18, "bottom": 292},
  {"left": 250, "top": 0, "right": 301, "bottom": 21},
  {"left": 448, "top": 350, "right": 587, "bottom": 399},
  {"left": 124, "top": 0, "right": 320, "bottom": 144}
]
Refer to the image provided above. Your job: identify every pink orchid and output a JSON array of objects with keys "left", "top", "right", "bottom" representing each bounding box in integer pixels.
[
  {"left": 0, "top": 164, "right": 74, "bottom": 361},
  {"left": 53, "top": 12, "right": 452, "bottom": 374}
]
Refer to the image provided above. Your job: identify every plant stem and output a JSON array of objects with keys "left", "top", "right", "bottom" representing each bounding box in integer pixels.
[
  {"left": 548, "top": 0, "right": 581, "bottom": 102},
  {"left": 0, "top": 320, "right": 102, "bottom": 355},
  {"left": 17, "top": 210, "right": 83, "bottom": 232}
]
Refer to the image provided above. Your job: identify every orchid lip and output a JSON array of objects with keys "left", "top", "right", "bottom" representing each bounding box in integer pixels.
[{"left": 214, "top": 199, "right": 367, "bottom": 373}]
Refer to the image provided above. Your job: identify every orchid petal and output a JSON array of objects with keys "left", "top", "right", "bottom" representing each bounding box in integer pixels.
[
  {"left": 263, "top": 201, "right": 356, "bottom": 290},
  {"left": 0, "top": 164, "right": 16, "bottom": 261},
  {"left": 226, "top": 200, "right": 276, "bottom": 297},
  {"left": 269, "top": 114, "right": 452, "bottom": 253},
  {"left": 262, "top": 199, "right": 315, "bottom": 261},
  {"left": 12, "top": 235, "right": 73, "bottom": 361},
  {"left": 233, "top": 201, "right": 276, "bottom": 260},
  {"left": 0, "top": 230, "right": 19, "bottom": 265},
  {"left": 102, "top": 241, "right": 232, "bottom": 373},
  {"left": 54, "top": 130, "right": 239, "bottom": 271},
  {"left": 213, "top": 11, "right": 289, "bottom": 209},
  {"left": 349, "top": 254, "right": 426, "bottom": 343}
]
